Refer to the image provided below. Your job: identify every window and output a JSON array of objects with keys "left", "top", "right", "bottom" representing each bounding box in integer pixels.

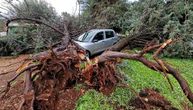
[
  {"left": 92, "top": 32, "right": 104, "bottom": 42},
  {"left": 105, "top": 31, "right": 114, "bottom": 38},
  {"left": 78, "top": 30, "right": 94, "bottom": 42}
]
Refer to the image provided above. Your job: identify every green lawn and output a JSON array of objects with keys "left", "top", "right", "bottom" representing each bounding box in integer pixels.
[{"left": 76, "top": 56, "right": 193, "bottom": 110}]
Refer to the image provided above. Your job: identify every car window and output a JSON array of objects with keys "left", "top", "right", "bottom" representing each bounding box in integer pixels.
[
  {"left": 105, "top": 31, "right": 114, "bottom": 38},
  {"left": 92, "top": 32, "right": 104, "bottom": 42},
  {"left": 77, "top": 33, "right": 85, "bottom": 41},
  {"left": 78, "top": 31, "right": 94, "bottom": 42}
]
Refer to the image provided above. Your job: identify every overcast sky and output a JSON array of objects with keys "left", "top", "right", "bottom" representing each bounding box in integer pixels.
[
  {"left": 46, "top": 0, "right": 79, "bottom": 15},
  {"left": 0, "top": 0, "right": 138, "bottom": 15},
  {"left": 46, "top": 0, "right": 138, "bottom": 15}
]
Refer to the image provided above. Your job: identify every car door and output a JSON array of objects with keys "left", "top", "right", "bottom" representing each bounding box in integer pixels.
[
  {"left": 104, "top": 31, "right": 116, "bottom": 49},
  {"left": 91, "top": 31, "right": 105, "bottom": 54}
]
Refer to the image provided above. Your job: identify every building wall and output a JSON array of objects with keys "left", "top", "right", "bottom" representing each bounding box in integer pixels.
[
  {"left": 0, "top": 19, "right": 7, "bottom": 37},
  {"left": 0, "top": 32, "right": 7, "bottom": 37},
  {"left": 0, "top": 20, "right": 4, "bottom": 31}
]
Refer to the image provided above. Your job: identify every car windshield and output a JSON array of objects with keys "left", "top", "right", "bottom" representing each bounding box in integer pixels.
[{"left": 77, "top": 31, "right": 93, "bottom": 42}]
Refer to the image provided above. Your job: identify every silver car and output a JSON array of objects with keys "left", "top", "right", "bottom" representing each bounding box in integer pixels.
[{"left": 74, "top": 29, "right": 119, "bottom": 57}]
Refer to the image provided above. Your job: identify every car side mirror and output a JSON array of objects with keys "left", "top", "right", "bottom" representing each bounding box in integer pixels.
[{"left": 92, "top": 39, "right": 98, "bottom": 43}]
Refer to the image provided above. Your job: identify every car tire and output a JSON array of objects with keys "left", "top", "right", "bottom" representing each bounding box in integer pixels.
[{"left": 85, "top": 50, "right": 91, "bottom": 58}]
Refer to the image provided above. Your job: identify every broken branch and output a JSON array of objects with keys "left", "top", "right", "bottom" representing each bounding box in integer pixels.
[{"left": 97, "top": 41, "right": 193, "bottom": 104}]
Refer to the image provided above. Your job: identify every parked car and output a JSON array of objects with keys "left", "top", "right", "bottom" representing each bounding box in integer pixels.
[{"left": 74, "top": 29, "right": 119, "bottom": 57}]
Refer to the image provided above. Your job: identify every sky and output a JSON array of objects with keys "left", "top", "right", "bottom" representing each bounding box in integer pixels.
[
  {"left": 46, "top": 0, "right": 79, "bottom": 15},
  {"left": 46, "top": 0, "right": 138, "bottom": 15},
  {"left": 0, "top": 0, "right": 138, "bottom": 16}
]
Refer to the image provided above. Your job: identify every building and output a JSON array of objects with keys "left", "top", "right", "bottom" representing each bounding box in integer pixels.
[{"left": 0, "top": 19, "right": 7, "bottom": 37}]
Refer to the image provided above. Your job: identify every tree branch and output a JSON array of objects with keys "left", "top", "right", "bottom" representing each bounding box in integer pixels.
[
  {"left": 97, "top": 39, "right": 193, "bottom": 104},
  {"left": 6, "top": 17, "right": 66, "bottom": 37},
  {"left": 97, "top": 50, "right": 193, "bottom": 104}
]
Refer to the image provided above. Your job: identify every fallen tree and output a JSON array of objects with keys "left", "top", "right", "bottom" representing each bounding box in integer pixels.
[{"left": 0, "top": 17, "right": 193, "bottom": 109}]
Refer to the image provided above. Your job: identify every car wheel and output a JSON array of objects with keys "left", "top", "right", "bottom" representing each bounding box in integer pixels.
[{"left": 85, "top": 50, "right": 91, "bottom": 58}]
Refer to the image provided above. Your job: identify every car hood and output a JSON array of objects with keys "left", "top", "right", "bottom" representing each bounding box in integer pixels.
[
  {"left": 74, "top": 40, "right": 86, "bottom": 45},
  {"left": 73, "top": 40, "right": 91, "bottom": 48}
]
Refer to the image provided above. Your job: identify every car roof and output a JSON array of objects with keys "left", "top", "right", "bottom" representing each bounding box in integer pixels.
[{"left": 89, "top": 29, "right": 114, "bottom": 33}]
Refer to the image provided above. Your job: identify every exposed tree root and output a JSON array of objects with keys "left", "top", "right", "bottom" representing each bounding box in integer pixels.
[
  {"left": 129, "top": 88, "right": 178, "bottom": 110},
  {"left": 0, "top": 63, "right": 40, "bottom": 98}
]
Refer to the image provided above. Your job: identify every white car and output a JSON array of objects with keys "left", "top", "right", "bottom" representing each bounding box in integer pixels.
[{"left": 74, "top": 29, "right": 119, "bottom": 57}]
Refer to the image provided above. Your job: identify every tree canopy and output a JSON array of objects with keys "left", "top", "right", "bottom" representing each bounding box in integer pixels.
[{"left": 79, "top": 0, "right": 193, "bottom": 58}]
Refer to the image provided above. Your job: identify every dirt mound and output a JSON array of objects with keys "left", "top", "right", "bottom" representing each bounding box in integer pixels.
[
  {"left": 129, "top": 88, "right": 178, "bottom": 110},
  {"left": 0, "top": 80, "right": 83, "bottom": 110},
  {"left": 0, "top": 55, "right": 29, "bottom": 87},
  {"left": 0, "top": 80, "right": 24, "bottom": 110}
]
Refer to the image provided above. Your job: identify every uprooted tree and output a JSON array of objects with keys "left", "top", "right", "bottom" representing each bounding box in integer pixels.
[{"left": 0, "top": 17, "right": 193, "bottom": 109}]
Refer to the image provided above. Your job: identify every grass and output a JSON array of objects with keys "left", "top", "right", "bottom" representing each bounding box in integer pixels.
[
  {"left": 76, "top": 55, "right": 193, "bottom": 110},
  {"left": 76, "top": 90, "right": 113, "bottom": 110},
  {"left": 76, "top": 87, "right": 135, "bottom": 110}
]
